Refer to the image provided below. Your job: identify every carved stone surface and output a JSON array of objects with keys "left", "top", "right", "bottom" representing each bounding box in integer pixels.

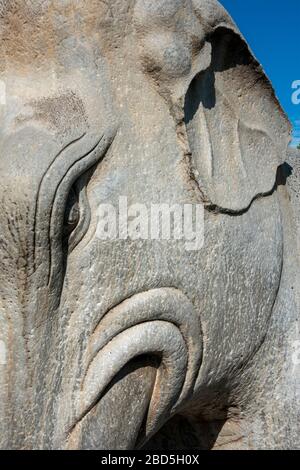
[
  {"left": 0, "top": 0, "right": 299, "bottom": 449},
  {"left": 287, "top": 149, "right": 300, "bottom": 230}
]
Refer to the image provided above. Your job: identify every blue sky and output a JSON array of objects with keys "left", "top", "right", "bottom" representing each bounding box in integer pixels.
[{"left": 219, "top": 0, "right": 300, "bottom": 147}]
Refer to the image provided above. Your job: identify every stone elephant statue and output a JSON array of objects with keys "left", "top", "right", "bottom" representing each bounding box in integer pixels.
[{"left": 0, "top": 0, "right": 299, "bottom": 450}]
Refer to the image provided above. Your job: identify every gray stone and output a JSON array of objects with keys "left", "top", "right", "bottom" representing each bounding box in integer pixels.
[
  {"left": 0, "top": 0, "right": 299, "bottom": 449},
  {"left": 287, "top": 149, "right": 300, "bottom": 230}
]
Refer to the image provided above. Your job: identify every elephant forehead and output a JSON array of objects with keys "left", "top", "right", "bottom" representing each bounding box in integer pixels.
[
  {"left": 0, "top": 0, "right": 233, "bottom": 67},
  {"left": 0, "top": 92, "right": 88, "bottom": 190},
  {"left": 133, "top": 0, "right": 234, "bottom": 56},
  {"left": 134, "top": 0, "right": 232, "bottom": 27},
  {"left": 0, "top": 0, "right": 130, "bottom": 70}
]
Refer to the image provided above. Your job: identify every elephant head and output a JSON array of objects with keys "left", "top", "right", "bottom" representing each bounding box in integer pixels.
[{"left": 0, "top": 0, "right": 298, "bottom": 449}]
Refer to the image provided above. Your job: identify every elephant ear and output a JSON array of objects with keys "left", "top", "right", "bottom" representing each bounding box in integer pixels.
[{"left": 185, "top": 25, "right": 291, "bottom": 211}]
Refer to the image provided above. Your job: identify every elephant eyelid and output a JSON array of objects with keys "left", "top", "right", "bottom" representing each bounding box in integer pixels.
[{"left": 46, "top": 129, "right": 117, "bottom": 288}]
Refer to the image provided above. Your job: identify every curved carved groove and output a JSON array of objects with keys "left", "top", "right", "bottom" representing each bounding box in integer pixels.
[
  {"left": 89, "top": 288, "right": 203, "bottom": 408},
  {"left": 47, "top": 133, "right": 115, "bottom": 287},
  {"left": 68, "top": 288, "right": 203, "bottom": 448},
  {"left": 33, "top": 133, "right": 86, "bottom": 268},
  {"left": 33, "top": 128, "right": 117, "bottom": 292},
  {"left": 71, "top": 321, "right": 187, "bottom": 447}
]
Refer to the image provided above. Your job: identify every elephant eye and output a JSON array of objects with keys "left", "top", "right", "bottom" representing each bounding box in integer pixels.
[
  {"left": 63, "top": 186, "right": 80, "bottom": 238},
  {"left": 61, "top": 177, "right": 91, "bottom": 253}
]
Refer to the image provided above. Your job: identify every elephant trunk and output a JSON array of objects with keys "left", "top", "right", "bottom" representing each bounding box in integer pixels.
[{"left": 65, "top": 288, "right": 203, "bottom": 449}]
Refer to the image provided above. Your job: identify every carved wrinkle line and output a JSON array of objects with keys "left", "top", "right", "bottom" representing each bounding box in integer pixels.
[
  {"left": 68, "top": 288, "right": 203, "bottom": 446},
  {"left": 88, "top": 287, "right": 203, "bottom": 403},
  {"left": 70, "top": 321, "right": 187, "bottom": 447},
  {"left": 33, "top": 133, "right": 87, "bottom": 270},
  {"left": 47, "top": 135, "right": 106, "bottom": 286}
]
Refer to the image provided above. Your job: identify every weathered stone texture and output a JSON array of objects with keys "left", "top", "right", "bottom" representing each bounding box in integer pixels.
[{"left": 0, "top": 0, "right": 299, "bottom": 449}]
